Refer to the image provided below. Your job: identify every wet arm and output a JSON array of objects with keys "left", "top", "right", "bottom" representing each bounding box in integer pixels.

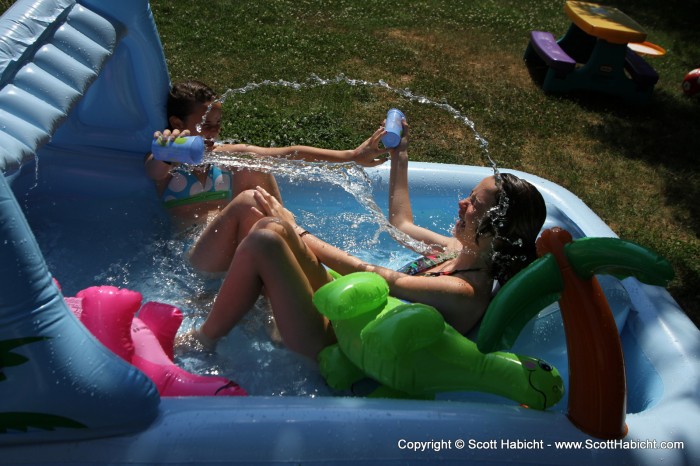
[
  {"left": 388, "top": 128, "right": 451, "bottom": 249},
  {"left": 238, "top": 144, "right": 357, "bottom": 163},
  {"left": 215, "top": 127, "right": 387, "bottom": 167},
  {"left": 144, "top": 153, "right": 172, "bottom": 181},
  {"left": 300, "top": 231, "right": 480, "bottom": 333}
]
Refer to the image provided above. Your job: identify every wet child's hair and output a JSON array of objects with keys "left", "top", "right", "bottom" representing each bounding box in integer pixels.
[
  {"left": 476, "top": 173, "right": 547, "bottom": 286},
  {"left": 166, "top": 81, "right": 217, "bottom": 128}
]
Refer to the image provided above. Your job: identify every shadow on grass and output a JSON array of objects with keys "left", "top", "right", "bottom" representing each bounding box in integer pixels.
[
  {"left": 576, "top": 92, "right": 698, "bottom": 231},
  {"left": 524, "top": 59, "right": 699, "bottom": 326},
  {"left": 602, "top": 0, "right": 700, "bottom": 44},
  {"left": 523, "top": 66, "right": 698, "bottom": 232},
  {"left": 576, "top": 91, "right": 699, "bottom": 325},
  {"left": 523, "top": 60, "right": 698, "bottom": 235}
]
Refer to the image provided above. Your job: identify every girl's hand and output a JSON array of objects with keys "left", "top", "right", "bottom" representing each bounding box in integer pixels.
[
  {"left": 147, "top": 129, "right": 192, "bottom": 173},
  {"left": 153, "top": 129, "right": 191, "bottom": 144},
  {"left": 252, "top": 186, "right": 297, "bottom": 226},
  {"left": 349, "top": 126, "right": 390, "bottom": 167},
  {"left": 389, "top": 119, "right": 409, "bottom": 158}
]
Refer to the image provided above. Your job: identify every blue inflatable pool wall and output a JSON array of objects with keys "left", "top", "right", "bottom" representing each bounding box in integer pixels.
[
  {"left": 0, "top": 0, "right": 168, "bottom": 443},
  {"left": 1, "top": 1, "right": 700, "bottom": 464},
  {"left": 0, "top": 0, "right": 168, "bottom": 165}
]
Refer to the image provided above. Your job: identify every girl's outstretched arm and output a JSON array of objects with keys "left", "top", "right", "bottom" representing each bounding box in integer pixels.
[
  {"left": 214, "top": 126, "right": 389, "bottom": 167},
  {"left": 388, "top": 120, "right": 453, "bottom": 251}
]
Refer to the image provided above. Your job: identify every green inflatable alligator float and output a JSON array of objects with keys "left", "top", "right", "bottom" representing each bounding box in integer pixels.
[{"left": 313, "top": 272, "right": 564, "bottom": 410}]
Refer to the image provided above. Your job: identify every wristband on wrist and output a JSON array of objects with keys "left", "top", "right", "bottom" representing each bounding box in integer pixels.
[{"left": 298, "top": 230, "right": 311, "bottom": 238}]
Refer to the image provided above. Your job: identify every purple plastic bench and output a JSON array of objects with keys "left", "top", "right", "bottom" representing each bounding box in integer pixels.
[
  {"left": 529, "top": 31, "right": 576, "bottom": 75},
  {"left": 625, "top": 48, "right": 659, "bottom": 88}
]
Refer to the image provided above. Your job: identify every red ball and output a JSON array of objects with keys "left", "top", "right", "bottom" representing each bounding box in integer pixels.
[{"left": 682, "top": 68, "right": 700, "bottom": 96}]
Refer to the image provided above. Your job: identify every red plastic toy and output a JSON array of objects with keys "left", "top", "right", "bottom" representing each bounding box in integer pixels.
[{"left": 682, "top": 68, "right": 700, "bottom": 97}]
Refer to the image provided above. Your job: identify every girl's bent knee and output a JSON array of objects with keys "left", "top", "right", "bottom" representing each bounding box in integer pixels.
[
  {"left": 250, "top": 216, "right": 288, "bottom": 235},
  {"left": 233, "top": 189, "right": 258, "bottom": 205},
  {"left": 242, "top": 226, "right": 287, "bottom": 253}
]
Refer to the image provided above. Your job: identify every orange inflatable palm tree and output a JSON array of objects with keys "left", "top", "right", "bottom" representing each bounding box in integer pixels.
[{"left": 478, "top": 227, "right": 674, "bottom": 439}]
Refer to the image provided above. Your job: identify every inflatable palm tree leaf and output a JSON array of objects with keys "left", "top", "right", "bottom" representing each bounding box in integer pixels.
[
  {"left": 478, "top": 254, "right": 563, "bottom": 353},
  {"left": 477, "top": 235, "right": 674, "bottom": 354},
  {"left": 565, "top": 237, "right": 674, "bottom": 285}
]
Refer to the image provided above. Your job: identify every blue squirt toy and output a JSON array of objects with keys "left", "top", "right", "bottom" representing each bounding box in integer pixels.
[
  {"left": 381, "top": 108, "right": 405, "bottom": 148},
  {"left": 151, "top": 136, "right": 205, "bottom": 164}
]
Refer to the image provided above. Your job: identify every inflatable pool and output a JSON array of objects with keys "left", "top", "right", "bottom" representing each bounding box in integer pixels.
[{"left": 1, "top": 1, "right": 699, "bottom": 464}]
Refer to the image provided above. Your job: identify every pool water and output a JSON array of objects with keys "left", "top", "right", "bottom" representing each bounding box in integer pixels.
[
  {"left": 23, "top": 169, "right": 446, "bottom": 397},
  {"left": 21, "top": 160, "right": 651, "bottom": 410}
]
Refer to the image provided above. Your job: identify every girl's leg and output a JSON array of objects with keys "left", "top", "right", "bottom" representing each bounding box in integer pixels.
[
  {"left": 231, "top": 169, "right": 282, "bottom": 201},
  {"left": 187, "top": 168, "right": 283, "bottom": 274},
  {"left": 199, "top": 218, "right": 335, "bottom": 360},
  {"left": 187, "top": 189, "right": 261, "bottom": 273}
]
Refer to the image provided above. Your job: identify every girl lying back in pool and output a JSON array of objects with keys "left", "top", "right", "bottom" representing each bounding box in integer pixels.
[{"left": 186, "top": 118, "right": 547, "bottom": 360}]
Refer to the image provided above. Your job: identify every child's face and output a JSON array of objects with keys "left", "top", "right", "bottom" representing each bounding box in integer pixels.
[
  {"left": 454, "top": 175, "right": 499, "bottom": 241},
  {"left": 182, "top": 101, "right": 222, "bottom": 141}
]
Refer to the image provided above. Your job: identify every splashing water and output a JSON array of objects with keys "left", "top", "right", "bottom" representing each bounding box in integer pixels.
[
  {"left": 209, "top": 74, "right": 496, "bottom": 169},
  {"left": 198, "top": 74, "right": 503, "bottom": 255},
  {"left": 204, "top": 150, "right": 436, "bottom": 254}
]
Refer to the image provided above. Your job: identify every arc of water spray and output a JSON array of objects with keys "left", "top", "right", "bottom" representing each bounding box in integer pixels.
[{"left": 199, "top": 74, "right": 497, "bottom": 255}]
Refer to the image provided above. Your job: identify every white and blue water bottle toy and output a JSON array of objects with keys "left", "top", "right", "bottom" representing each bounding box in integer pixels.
[
  {"left": 152, "top": 136, "right": 205, "bottom": 164},
  {"left": 381, "top": 108, "right": 405, "bottom": 148}
]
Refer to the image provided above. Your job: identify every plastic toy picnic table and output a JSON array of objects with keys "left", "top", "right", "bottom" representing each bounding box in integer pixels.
[
  {"left": 524, "top": 1, "right": 659, "bottom": 104},
  {"left": 564, "top": 0, "right": 646, "bottom": 45}
]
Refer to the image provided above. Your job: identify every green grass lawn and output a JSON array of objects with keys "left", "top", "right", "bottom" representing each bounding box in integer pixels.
[{"left": 3, "top": 0, "right": 698, "bottom": 327}]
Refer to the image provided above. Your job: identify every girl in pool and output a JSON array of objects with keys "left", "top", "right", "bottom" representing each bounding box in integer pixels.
[
  {"left": 189, "top": 118, "right": 547, "bottom": 360},
  {"left": 145, "top": 80, "right": 389, "bottom": 273}
]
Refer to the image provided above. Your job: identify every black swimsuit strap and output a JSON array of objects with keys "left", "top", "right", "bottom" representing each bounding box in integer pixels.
[{"left": 419, "top": 267, "right": 486, "bottom": 277}]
